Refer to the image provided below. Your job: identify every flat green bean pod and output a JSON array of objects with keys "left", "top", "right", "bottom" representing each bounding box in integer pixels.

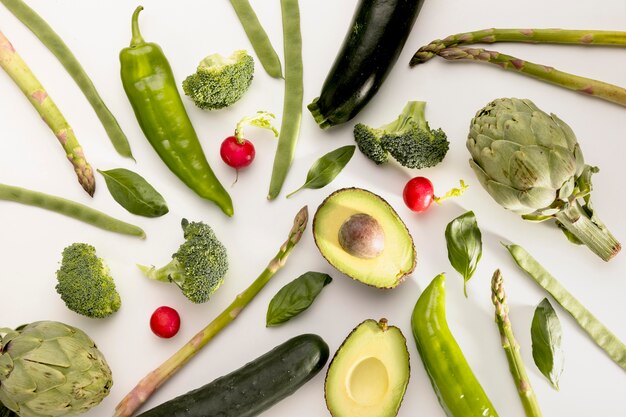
[
  {"left": 0, "top": 183, "right": 145, "bottom": 238},
  {"left": 229, "top": 0, "right": 282, "bottom": 78},
  {"left": 506, "top": 244, "right": 626, "bottom": 372},
  {"left": 411, "top": 274, "right": 499, "bottom": 417},
  {"left": 268, "top": 0, "right": 303, "bottom": 199},
  {"left": 0, "top": 0, "right": 134, "bottom": 159}
]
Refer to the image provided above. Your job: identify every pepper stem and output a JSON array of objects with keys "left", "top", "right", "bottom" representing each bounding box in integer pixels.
[
  {"left": 130, "top": 6, "right": 145, "bottom": 47},
  {"left": 554, "top": 200, "right": 621, "bottom": 261}
]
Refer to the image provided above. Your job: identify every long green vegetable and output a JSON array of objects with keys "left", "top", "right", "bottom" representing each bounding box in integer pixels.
[
  {"left": 411, "top": 274, "right": 499, "bottom": 417},
  {"left": 113, "top": 206, "right": 308, "bottom": 417},
  {"left": 0, "top": 31, "right": 95, "bottom": 196},
  {"left": 437, "top": 47, "right": 626, "bottom": 107},
  {"left": 228, "top": 0, "right": 282, "bottom": 78},
  {"left": 0, "top": 183, "right": 145, "bottom": 238},
  {"left": 506, "top": 244, "right": 626, "bottom": 371},
  {"left": 412, "top": 28, "right": 626, "bottom": 64},
  {"left": 491, "top": 270, "right": 543, "bottom": 417},
  {"left": 0, "top": 0, "right": 133, "bottom": 159},
  {"left": 268, "top": 0, "right": 303, "bottom": 199}
]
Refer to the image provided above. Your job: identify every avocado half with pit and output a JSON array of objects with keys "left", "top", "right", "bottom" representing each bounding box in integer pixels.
[
  {"left": 313, "top": 188, "right": 416, "bottom": 288},
  {"left": 325, "top": 319, "right": 410, "bottom": 417}
]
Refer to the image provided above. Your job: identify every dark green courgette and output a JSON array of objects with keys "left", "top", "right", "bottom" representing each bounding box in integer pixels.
[
  {"left": 308, "top": 0, "right": 425, "bottom": 129},
  {"left": 136, "top": 334, "right": 329, "bottom": 417}
]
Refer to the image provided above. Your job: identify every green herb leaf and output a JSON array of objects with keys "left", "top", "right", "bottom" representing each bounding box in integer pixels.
[
  {"left": 266, "top": 271, "right": 332, "bottom": 326},
  {"left": 531, "top": 298, "right": 564, "bottom": 390},
  {"left": 445, "top": 210, "right": 482, "bottom": 297},
  {"left": 98, "top": 168, "right": 168, "bottom": 218},
  {"left": 286, "top": 145, "right": 355, "bottom": 198}
]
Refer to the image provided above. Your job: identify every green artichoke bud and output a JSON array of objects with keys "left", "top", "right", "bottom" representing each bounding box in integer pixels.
[
  {"left": 468, "top": 98, "right": 620, "bottom": 261},
  {"left": 0, "top": 321, "right": 112, "bottom": 417}
]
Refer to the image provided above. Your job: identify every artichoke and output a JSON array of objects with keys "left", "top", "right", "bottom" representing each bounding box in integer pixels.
[
  {"left": 468, "top": 98, "right": 620, "bottom": 261},
  {"left": 0, "top": 321, "right": 112, "bottom": 417}
]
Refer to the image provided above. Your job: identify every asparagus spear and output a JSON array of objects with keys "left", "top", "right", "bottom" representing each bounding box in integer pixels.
[
  {"left": 113, "top": 206, "right": 309, "bottom": 417},
  {"left": 491, "top": 269, "right": 543, "bottom": 417},
  {"left": 434, "top": 46, "right": 626, "bottom": 107},
  {"left": 0, "top": 31, "right": 95, "bottom": 196},
  {"left": 411, "top": 28, "right": 626, "bottom": 65}
]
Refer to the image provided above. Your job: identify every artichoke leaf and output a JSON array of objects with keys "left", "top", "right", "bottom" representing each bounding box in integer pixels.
[
  {"left": 0, "top": 389, "right": 18, "bottom": 414},
  {"left": 550, "top": 113, "right": 579, "bottom": 150},
  {"left": 5, "top": 337, "right": 42, "bottom": 360},
  {"left": 509, "top": 146, "right": 552, "bottom": 189},
  {"left": 0, "top": 361, "right": 36, "bottom": 401},
  {"left": 530, "top": 110, "right": 569, "bottom": 148},
  {"left": 20, "top": 361, "right": 66, "bottom": 393},
  {"left": 548, "top": 147, "right": 578, "bottom": 190},
  {"left": 0, "top": 354, "right": 13, "bottom": 381},
  {"left": 23, "top": 388, "right": 73, "bottom": 416},
  {"left": 21, "top": 340, "right": 70, "bottom": 368}
]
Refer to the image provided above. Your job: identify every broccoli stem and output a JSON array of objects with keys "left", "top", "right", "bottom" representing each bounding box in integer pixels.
[
  {"left": 113, "top": 206, "right": 308, "bottom": 417},
  {"left": 411, "top": 28, "right": 626, "bottom": 65},
  {"left": 137, "top": 261, "right": 182, "bottom": 284},
  {"left": 434, "top": 47, "right": 626, "bottom": 107},
  {"left": 383, "top": 101, "right": 426, "bottom": 132}
]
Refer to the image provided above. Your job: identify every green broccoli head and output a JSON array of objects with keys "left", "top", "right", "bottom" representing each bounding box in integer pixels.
[
  {"left": 139, "top": 219, "right": 228, "bottom": 304},
  {"left": 353, "top": 123, "right": 389, "bottom": 165},
  {"left": 353, "top": 101, "right": 449, "bottom": 169},
  {"left": 55, "top": 243, "right": 121, "bottom": 319},
  {"left": 182, "top": 50, "right": 254, "bottom": 110}
]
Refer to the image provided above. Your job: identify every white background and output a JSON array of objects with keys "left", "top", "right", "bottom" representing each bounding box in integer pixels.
[{"left": 1, "top": 0, "right": 625, "bottom": 416}]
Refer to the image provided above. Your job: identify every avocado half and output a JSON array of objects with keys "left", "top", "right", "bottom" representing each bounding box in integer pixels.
[
  {"left": 313, "top": 188, "right": 416, "bottom": 288},
  {"left": 325, "top": 319, "right": 410, "bottom": 417}
]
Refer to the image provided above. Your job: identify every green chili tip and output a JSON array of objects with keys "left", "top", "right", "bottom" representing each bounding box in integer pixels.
[{"left": 130, "top": 5, "right": 145, "bottom": 47}]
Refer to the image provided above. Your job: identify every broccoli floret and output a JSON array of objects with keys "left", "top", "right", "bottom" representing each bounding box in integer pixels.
[
  {"left": 138, "top": 219, "right": 228, "bottom": 303},
  {"left": 55, "top": 243, "right": 121, "bottom": 318},
  {"left": 182, "top": 50, "right": 254, "bottom": 110},
  {"left": 353, "top": 101, "right": 449, "bottom": 169}
]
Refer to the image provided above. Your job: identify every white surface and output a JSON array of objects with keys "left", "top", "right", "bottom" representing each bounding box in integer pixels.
[{"left": 1, "top": 0, "right": 625, "bottom": 416}]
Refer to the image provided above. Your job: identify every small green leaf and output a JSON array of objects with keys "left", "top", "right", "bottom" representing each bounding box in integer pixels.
[
  {"left": 266, "top": 272, "right": 332, "bottom": 326},
  {"left": 445, "top": 210, "right": 482, "bottom": 297},
  {"left": 286, "top": 146, "right": 355, "bottom": 198},
  {"left": 531, "top": 298, "right": 564, "bottom": 390},
  {"left": 98, "top": 168, "right": 168, "bottom": 218}
]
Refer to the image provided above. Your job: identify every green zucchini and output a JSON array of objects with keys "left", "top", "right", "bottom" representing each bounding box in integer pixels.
[
  {"left": 308, "top": 0, "right": 425, "bottom": 129},
  {"left": 136, "top": 334, "right": 329, "bottom": 417}
]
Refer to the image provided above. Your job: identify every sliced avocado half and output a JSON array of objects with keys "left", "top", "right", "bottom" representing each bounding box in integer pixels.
[
  {"left": 325, "top": 319, "right": 410, "bottom": 417},
  {"left": 313, "top": 188, "right": 416, "bottom": 288}
]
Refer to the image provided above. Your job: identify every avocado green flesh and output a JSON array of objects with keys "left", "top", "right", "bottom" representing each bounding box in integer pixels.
[
  {"left": 314, "top": 188, "right": 416, "bottom": 288},
  {"left": 325, "top": 319, "right": 410, "bottom": 417}
]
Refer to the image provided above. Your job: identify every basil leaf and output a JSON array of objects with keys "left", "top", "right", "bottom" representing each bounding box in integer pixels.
[
  {"left": 531, "top": 298, "right": 564, "bottom": 390},
  {"left": 98, "top": 168, "right": 168, "bottom": 218},
  {"left": 266, "top": 272, "right": 332, "bottom": 326},
  {"left": 445, "top": 210, "right": 482, "bottom": 297},
  {"left": 286, "top": 145, "right": 355, "bottom": 198}
]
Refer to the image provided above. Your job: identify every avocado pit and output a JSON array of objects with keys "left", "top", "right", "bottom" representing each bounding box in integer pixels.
[{"left": 338, "top": 213, "right": 385, "bottom": 259}]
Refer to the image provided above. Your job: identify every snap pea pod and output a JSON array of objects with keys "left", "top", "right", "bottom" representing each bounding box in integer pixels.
[
  {"left": 267, "top": 0, "right": 303, "bottom": 199},
  {"left": 0, "top": 0, "right": 133, "bottom": 159},
  {"left": 0, "top": 183, "right": 145, "bottom": 238},
  {"left": 506, "top": 244, "right": 626, "bottom": 372},
  {"left": 411, "top": 274, "right": 499, "bottom": 417},
  {"left": 228, "top": 0, "right": 282, "bottom": 78}
]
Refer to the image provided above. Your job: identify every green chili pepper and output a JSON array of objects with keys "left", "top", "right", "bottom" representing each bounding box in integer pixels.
[
  {"left": 119, "top": 6, "right": 233, "bottom": 216},
  {"left": 411, "top": 274, "right": 499, "bottom": 417}
]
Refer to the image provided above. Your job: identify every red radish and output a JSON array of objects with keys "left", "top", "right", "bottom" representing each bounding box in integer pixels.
[
  {"left": 403, "top": 177, "right": 468, "bottom": 213},
  {"left": 150, "top": 306, "right": 180, "bottom": 338},
  {"left": 403, "top": 177, "right": 435, "bottom": 212},
  {"left": 220, "top": 136, "right": 255, "bottom": 169},
  {"left": 220, "top": 111, "right": 279, "bottom": 171}
]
